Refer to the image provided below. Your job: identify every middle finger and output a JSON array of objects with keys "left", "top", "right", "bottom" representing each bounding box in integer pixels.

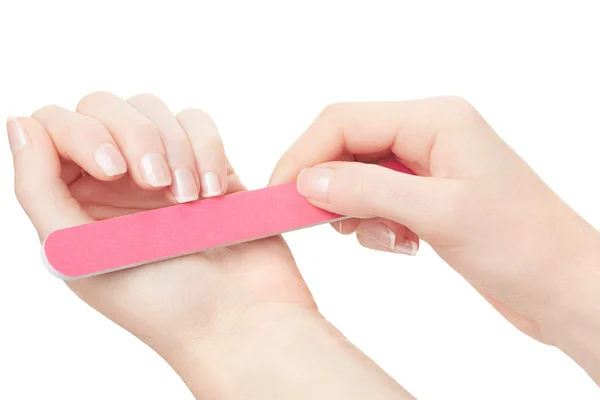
[{"left": 76, "top": 91, "right": 172, "bottom": 190}]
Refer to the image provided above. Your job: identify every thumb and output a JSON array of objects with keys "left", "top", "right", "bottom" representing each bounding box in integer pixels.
[
  {"left": 295, "top": 161, "right": 460, "bottom": 236},
  {"left": 8, "top": 116, "right": 91, "bottom": 242}
]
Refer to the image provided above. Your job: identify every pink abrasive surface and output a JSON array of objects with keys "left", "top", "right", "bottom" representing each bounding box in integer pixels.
[{"left": 42, "top": 160, "right": 412, "bottom": 279}]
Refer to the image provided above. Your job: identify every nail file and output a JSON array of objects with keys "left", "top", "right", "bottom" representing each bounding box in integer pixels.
[{"left": 41, "top": 160, "right": 412, "bottom": 280}]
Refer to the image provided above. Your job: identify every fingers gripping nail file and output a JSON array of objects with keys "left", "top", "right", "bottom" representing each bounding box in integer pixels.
[{"left": 42, "top": 160, "right": 412, "bottom": 280}]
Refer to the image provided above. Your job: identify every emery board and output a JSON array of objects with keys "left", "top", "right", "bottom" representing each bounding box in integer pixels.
[{"left": 41, "top": 160, "right": 412, "bottom": 280}]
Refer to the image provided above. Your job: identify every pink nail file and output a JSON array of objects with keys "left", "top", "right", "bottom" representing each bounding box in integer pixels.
[{"left": 41, "top": 160, "right": 412, "bottom": 280}]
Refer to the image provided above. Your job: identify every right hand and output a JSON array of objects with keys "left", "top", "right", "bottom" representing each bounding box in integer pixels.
[{"left": 269, "top": 97, "right": 600, "bottom": 378}]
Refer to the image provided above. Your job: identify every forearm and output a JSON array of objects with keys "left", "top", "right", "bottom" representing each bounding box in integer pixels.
[
  {"left": 547, "top": 224, "right": 600, "bottom": 385},
  {"left": 159, "top": 305, "right": 413, "bottom": 399}
]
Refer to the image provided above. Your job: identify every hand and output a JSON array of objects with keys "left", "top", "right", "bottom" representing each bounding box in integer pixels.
[
  {"left": 8, "top": 92, "right": 416, "bottom": 399},
  {"left": 270, "top": 97, "right": 600, "bottom": 383},
  {"left": 8, "top": 91, "right": 314, "bottom": 359}
]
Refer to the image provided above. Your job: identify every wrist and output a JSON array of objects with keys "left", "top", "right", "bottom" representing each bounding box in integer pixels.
[
  {"left": 158, "top": 302, "right": 413, "bottom": 399},
  {"left": 542, "top": 222, "right": 600, "bottom": 384}
]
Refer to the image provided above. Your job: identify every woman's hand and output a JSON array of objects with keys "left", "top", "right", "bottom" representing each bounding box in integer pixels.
[
  {"left": 8, "top": 91, "right": 315, "bottom": 355},
  {"left": 270, "top": 97, "right": 600, "bottom": 383},
  {"left": 8, "top": 92, "right": 417, "bottom": 400}
]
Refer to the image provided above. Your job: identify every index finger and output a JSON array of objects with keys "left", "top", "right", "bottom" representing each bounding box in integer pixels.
[{"left": 269, "top": 96, "right": 484, "bottom": 184}]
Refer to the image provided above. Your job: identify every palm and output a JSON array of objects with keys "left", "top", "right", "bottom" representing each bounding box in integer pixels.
[{"left": 62, "top": 164, "right": 314, "bottom": 343}]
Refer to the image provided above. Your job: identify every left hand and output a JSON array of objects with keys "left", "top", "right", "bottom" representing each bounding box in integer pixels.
[{"left": 8, "top": 92, "right": 315, "bottom": 356}]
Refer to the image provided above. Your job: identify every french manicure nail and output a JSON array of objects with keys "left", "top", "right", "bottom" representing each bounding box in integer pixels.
[
  {"left": 394, "top": 239, "right": 418, "bottom": 256},
  {"left": 358, "top": 223, "right": 417, "bottom": 256},
  {"left": 94, "top": 143, "right": 127, "bottom": 176},
  {"left": 201, "top": 172, "right": 222, "bottom": 197},
  {"left": 140, "top": 153, "right": 172, "bottom": 187},
  {"left": 6, "top": 116, "right": 29, "bottom": 153},
  {"left": 296, "top": 167, "right": 332, "bottom": 202},
  {"left": 172, "top": 168, "right": 199, "bottom": 203}
]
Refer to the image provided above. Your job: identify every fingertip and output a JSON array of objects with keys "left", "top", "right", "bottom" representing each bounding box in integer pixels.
[
  {"left": 7, "top": 116, "right": 30, "bottom": 154},
  {"left": 296, "top": 167, "right": 332, "bottom": 203},
  {"left": 138, "top": 152, "right": 172, "bottom": 189},
  {"left": 93, "top": 143, "right": 128, "bottom": 180},
  {"left": 355, "top": 219, "right": 417, "bottom": 256},
  {"left": 10, "top": 117, "right": 59, "bottom": 172},
  {"left": 267, "top": 170, "right": 283, "bottom": 186},
  {"left": 171, "top": 168, "right": 199, "bottom": 203},
  {"left": 200, "top": 171, "right": 224, "bottom": 198},
  {"left": 268, "top": 156, "right": 297, "bottom": 186},
  {"left": 331, "top": 218, "right": 359, "bottom": 235}
]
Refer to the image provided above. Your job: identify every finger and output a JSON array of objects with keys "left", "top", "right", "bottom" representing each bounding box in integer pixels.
[
  {"left": 61, "top": 162, "right": 83, "bottom": 185},
  {"left": 32, "top": 105, "right": 127, "bottom": 180},
  {"left": 76, "top": 92, "right": 171, "bottom": 189},
  {"left": 83, "top": 204, "right": 148, "bottom": 220},
  {"left": 69, "top": 174, "right": 171, "bottom": 210},
  {"left": 330, "top": 218, "right": 360, "bottom": 235},
  {"left": 355, "top": 218, "right": 419, "bottom": 256},
  {"left": 127, "top": 94, "right": 199, "bottom": 203},
  {"left": 8, "top": 117, "right": 92, "bottom": 241},
  {"left": 295, "top": 161, "right": 462, "bottom": 237},
  {"left": 70, "top": 158, "right": 244, "bottom": 212},
  {"left": 225, "top": 157, "right": 246, "bottom": 194},
  {"left": 176, "top": 109, "right": 228, "bottom": 198},
  {"left": 269, "top": 96, "right": 486, "bottom": 185}
]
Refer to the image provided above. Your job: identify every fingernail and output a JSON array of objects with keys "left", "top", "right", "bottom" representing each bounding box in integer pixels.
[
  {"left": 336, "top": 220, "right": 344, "bottom": 233},
  {"left": 94, "top": 143, "right": 127, "bottom": 176},
  {"left": 395, "top": 239, "right": 418, "bottom": 256},
  {"left": 358, "top": 223, "right": 417, "bottom": 256},
  {"left": 140, "top": 153, "right": 172, "bottom": 187},
  {"left": 201, "top": 172, "right": 222, "bottom": 197},
  {"left": 172, "top": 168, "right": 199, "bottom": 203},
  {"left": 296, "top": 167, "right": 332, "bottom": 202},
  {"left": 6, "top": 116, "right": 29, "bottom": 153}
]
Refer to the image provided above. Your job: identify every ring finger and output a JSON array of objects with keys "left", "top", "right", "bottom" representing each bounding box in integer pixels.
[{"left": 127, "top": 94, "right": 201, "bottom": 203}]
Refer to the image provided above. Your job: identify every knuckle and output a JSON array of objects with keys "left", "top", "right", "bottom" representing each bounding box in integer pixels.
[
  {"left": 203, "top": 134, "right": 224, "bottom": 148},
  {"left": 319, "top": 102, "right": 345, "bottom": 120},
  {"left": 166, "top": 134, "right": 192, "bottom": 150},
  {"left": 76, "top": 91, "right": 115, "bottom": 112},
  {"left": 31, "top": 104, "right": 62, "bottom": 120},
  {"left": 128, "top": 122, "right": 160, "bottom": 141},
  {"left": 14, "top": 181, "right": 34, "bottom": 205},
  {"left": 127, "top": 93, "right": 163, "bottom": 106},
  {"left": 316, "top": 103, "right": 354, "bottom": 130},
  {"left": 69, "top": 117, "right": 106, "bottom": 136},
  {"left": 438, "top": 95, "right": 481, "bottom": 124},
  {"left": 444, "top": 95, "right": 475, "bottom": 112},
  {"left": 67, "top": 117, "right": 106, "bottom": 138},
  {"left": 332, "top": 168, "right": 372, "bottom": 210},
  {"left": 177, "top": 108, "right": 215, "bottom": 125},
  {"left": 431, "top": 180, "right": 470, "bottom": 235}
]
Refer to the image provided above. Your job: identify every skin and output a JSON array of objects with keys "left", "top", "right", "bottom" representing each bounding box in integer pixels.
[
  {"left": 7, "top": 93, "right": 414, "bottom": 399},
  {"left": 270, "top": 97, "right": 600, "bottom": 385},
  {"left": 8, "top": 94, "right": 600, "bottom": 397}
]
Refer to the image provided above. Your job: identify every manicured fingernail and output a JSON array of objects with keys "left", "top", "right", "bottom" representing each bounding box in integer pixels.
[
  {"left": 297, "top": 167, "right": 332, "bottom": 202},
  {"left": 395, "top": 239, "right": 418, "bottom": 256},
  {"left": 140, "top": 153, "right": 172, "bottom": 187},
  {"left": 94, "top": 143, "right": 127, "bottom": 176},
  {"left": 172, "top": 168, "right": 199, "bottom": 203},
  {"left": 201, "top": 172, "right": 222, "bottom": 197},
  {"left": 6, "top": 116, "right": 29, "bottom": 153},
  {"left": 358, "top": 223, "right": 417, "bottom": 256}
]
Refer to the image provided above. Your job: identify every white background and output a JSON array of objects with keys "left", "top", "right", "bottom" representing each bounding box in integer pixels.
[{"left": 1, "top": 1, "right": 599, "bottom": 399}]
